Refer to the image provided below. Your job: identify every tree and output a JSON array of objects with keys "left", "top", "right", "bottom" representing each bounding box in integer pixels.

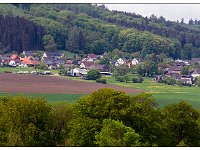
[
  {"left": 195, "top": 76, "right": 200, "bottom": 87},
  {"left": 66, "top": 116, "right": 100, "bottom": 146},
  {"left": 132, "top": 75, "right": 143, "bottom": 83},
  {"left": 95, "top": 119, "right": 140, "bottom": 147},
  {"left": 42, "top": 35, "right": 56, "bottom": 51},
  {"left": 160, "top": 77, "right": 176, "bottom": 85},
  {"left": 181, "top": 66, "right": 190, "bottom": 75},
  {"left": 182, "top": 43, "right": 193, "bottom": 60},
  {"left": 86, "top": 69, "right": 101, "bottom": 80},
  {"left": 51, "top": 103, "right": 73, "bottom": 146},
  {"left": 0, "top": 96, "right": 53, "bottom": 146},
  {"left": 162, "top": 101, "right": 200, "bottom": 146}
]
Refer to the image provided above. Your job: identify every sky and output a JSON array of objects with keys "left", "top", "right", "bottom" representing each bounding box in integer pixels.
[{"left": 105, "top": 4, "right": 200, "bottom": 23}]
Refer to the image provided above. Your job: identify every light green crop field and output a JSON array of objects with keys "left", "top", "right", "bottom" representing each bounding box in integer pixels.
[{"left": 104, "top": 76, "right": 200, "bottom": 108}]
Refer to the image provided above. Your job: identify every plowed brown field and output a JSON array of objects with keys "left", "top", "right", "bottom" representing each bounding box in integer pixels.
[{"left": 0, "top": 73, "right": 144, "bottom": 94}]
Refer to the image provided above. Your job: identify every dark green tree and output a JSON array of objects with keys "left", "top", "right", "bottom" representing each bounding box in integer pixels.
[{"left": 86, "top": 69, "right": 101, "bottom": 80}]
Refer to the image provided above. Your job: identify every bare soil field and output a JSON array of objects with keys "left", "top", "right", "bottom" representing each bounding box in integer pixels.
[{"left": 0, "top": 73, "right": 144, "bottom": 94}]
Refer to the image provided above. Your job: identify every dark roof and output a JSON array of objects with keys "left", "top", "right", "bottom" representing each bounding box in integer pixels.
[
  {"left": 82, "top": 61, "right": 94, "bottom": 67},
  {"left": 89, "top": 64, "right": 105, "bottom": 70},
  {"left": 193, "top": 69, "right": 200, "bottom": 74},
  {"left": 166, "top": 72, "right": 181, "bottom": 79},
  {"left": 54, "top": 59, "right": 65, "bottom": 64},
  {"left": 168, "top": 66, "right": 182, "bottom": 72}
]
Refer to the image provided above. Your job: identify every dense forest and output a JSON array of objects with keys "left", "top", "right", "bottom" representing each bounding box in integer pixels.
[
  {"left": 0, "top": 88, "right": 200, "bottom": 147},
  {"left": 1, "top": 4, "right": 200, "bottom": 59}
]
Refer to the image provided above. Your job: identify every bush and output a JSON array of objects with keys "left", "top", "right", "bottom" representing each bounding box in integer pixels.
[
  {"left": 116, "top": 76, "right": 124, "bottom": 82},
  {"left": 160, "top": 77, "right": 176, "bottom": 85},
  {"left": 59, "top": 69, "right": 68, "bottom": 76},
  {"left": 132, "top": 75, "right": 144, "bottom": 83},
  {"left": 96, "top": 78, "right": 107, "bottom": 84},
  {"left": 86, "top": 69, "right": 101, "bottom": 80},
  {"left": 34, "top": 64, "right": 48, "bottom": 70}
]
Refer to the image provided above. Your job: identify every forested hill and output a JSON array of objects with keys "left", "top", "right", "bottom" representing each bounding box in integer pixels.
[{"left": 1, "top": 4, "right": 200, "bottom": 60}]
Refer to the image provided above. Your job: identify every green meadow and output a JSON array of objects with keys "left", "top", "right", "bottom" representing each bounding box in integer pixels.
[{"left": 104, "top": 76, "right": 200, "bottom": 108}]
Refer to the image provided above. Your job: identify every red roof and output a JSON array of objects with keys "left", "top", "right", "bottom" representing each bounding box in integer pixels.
[
  {"left": 10, "top": 54, "right": 19, "bottom": 60},
  {"left": 87, "top": 54, "right": 96, "bottom": 59},
  {"left": 20, "top": 57, "right": 40, "bottom": 65},
  {"left": 66, "top": 60, "right": 73, "bottom": 65}
]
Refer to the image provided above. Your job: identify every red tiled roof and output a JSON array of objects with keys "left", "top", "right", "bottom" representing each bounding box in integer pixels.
[
  {"left": 10, "top": 54, "right": 19, "bottom": 60},
  {"left": 87, "top": 54, "right": 96, "bottom": 59},
  {"left": 20, "top": 57, "right": 40, "bottom": 65}
]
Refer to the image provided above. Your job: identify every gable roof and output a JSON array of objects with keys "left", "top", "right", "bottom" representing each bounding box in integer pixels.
[
  {"left": 81, "top": 61, "right": 94, "bottom": 67},
  {"left": 192, "top": 69, "right": 200, "bottom": 74},
  {"left": 88, "top": 64, "right": 105, "bottom": 70},
  {"left": 20, "top": 56, "right": 39, "bottom": 65},
  {"left": 87, "top": 54, "right": 96, "bottom": 59},
  {"left": 10, "top": 54, "right": 19, "bottom": 60}
]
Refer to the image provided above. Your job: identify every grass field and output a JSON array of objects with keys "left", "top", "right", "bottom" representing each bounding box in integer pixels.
[
  {"left": 104, "top": 76, "right": 200, "bottom": 108},
  {"left": 0, "top": 93, "right": 86, "bottom": 103}
]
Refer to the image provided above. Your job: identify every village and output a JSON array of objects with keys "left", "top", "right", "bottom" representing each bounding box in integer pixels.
[{"left": 0, "top": 50, "right": 200, "bottom": 86}]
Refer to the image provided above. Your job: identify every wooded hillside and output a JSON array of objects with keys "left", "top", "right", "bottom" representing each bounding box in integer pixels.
[{"left": 0, "top": 4, "right": 200, "bottom": 59}]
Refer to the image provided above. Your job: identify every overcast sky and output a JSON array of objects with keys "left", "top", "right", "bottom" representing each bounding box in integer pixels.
[{"left": 105, "top": 4, "right": 200, "bottom": 23}]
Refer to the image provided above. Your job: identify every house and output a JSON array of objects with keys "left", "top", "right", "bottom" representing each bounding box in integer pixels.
[
  {"left": 167, "top": 66, "right": 182, "bottom": 74},
  {"left": 66, "top": 60, "right": 73, "bottom": 65},
  {"left": 69, "top": 68, "right": 88, "bottom": 77},
  {"left": 9, "top": 60, "right": 16, "bottom": 67},
  {"left": 82, "top": 57, "right": 94, "bottom": 62},
  {"left": 10, "top": 54, "right": 19, "bottom": 60},
  {"left": 1, "top": 57, "right": 10, "bottom": 65},
  {"left": 48, "top": 63, "right": 57, "bottom": 70},
  {"left": 88, "top": 64, "right": 106, "bottom": 72},
  {"left": 87, "top": 53, "right": 97, "bottom": 59},
  {"left": 80, "top": 61, "right": 94, "bottom": 69},
  {"left": 179, "top": 78, "right": 193, "bottom": 85},
  {"left": 115, "top": 58, "right": 125, "bottom": 66},
  {"left": 188, "top": 58, "right": 200, "bottom": 65},
  {"left": 20, "top": 56, "right": 40, "bottom": 67},
  {"left": 23, "top": 51, "right": 33, "bottom": 57},
  {"left": 165, "top": 72, "right": 181, "bottom": 80},
  {"left": 191, "top": 69, "right": 200, "bottom": 78},
  {"left": 131, "top": 58, "right": 139, "bottom": 65}
]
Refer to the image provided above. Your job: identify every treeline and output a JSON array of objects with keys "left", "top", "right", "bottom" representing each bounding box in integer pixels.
[
  {"left": 0, "top": 88, "right": 200, "bottom": 147},
  {"left": 0, "top": 15, "right": 44, "bottom": 53}
]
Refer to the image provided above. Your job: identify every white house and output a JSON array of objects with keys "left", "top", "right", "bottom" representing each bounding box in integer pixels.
[
  {"left": 9, "top": 60, "right": 16, "bottom": 67},
  {"left": 191, "top": 69, "right": 200, "bottom": 78},
  {"left": 131, "top": 58, "right": 139, "bottom": 65},
  {"left": 70, "top": 68, "right": 88, "bottom": 77},
  {"left": 115, "top": 58, "right": 125, "bottom": 66}
]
